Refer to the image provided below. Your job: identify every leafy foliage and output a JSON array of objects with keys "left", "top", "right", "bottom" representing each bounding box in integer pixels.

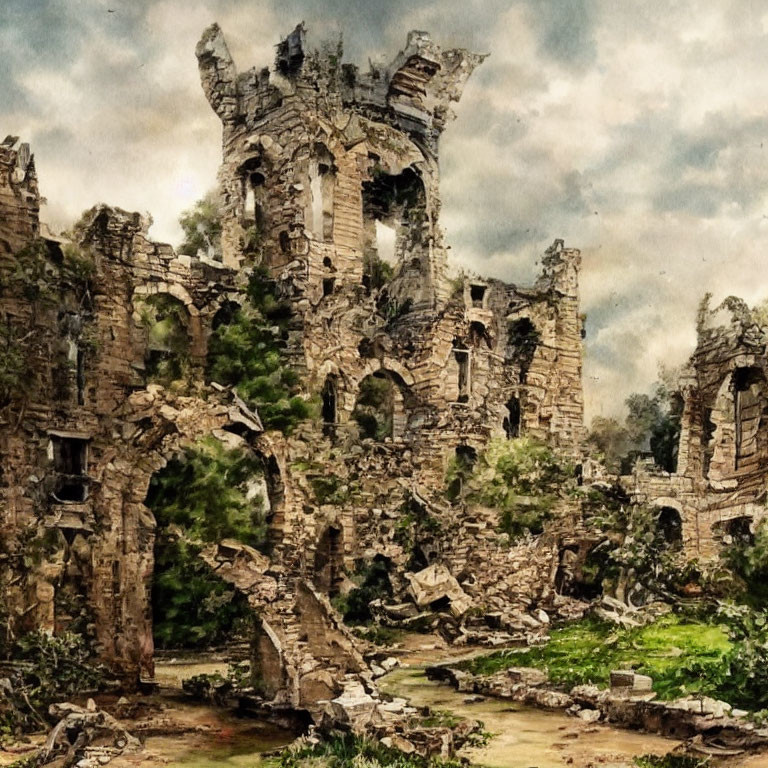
[
  {"left": 722, "top": 518, "right": 768, "bottom": 607},
  {"left": 351, "top": 374, "right": 395, "bottom": 440},
  {"left": 276, "top": 732, "right": 464, "bottom": 768},
  {"left": 0, "top": 632, "right": 104, "bottom": 742},
  {"left": 206, "top": 267, "right": 312, "bottom": 434},
  {"left": 459, "top": 438, "right": 572, "bottom": 538},
  {"left": 148, "top": 437, "right": 268, "bottom": 649},
  {"left": 178, "top": 191, "right": 222, "bottom": 259},
  {"left": 583, "top": 499, "right": 686, "bottom": 600}
]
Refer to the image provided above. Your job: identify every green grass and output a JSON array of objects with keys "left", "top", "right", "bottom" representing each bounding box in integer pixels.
[
  {"left": 273, "top": 733, "right": 464, "bottom": 768},
  {"left": 459, "top": 614, "right": 732, "bottom": 701}
]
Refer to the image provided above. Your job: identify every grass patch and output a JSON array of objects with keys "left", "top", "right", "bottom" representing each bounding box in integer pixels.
[
  {"left": 459, "top": 614, "right": 732, "bottom": 701},
  {"left": 273, "top": 732, "right": 464, "bottom": 768}
]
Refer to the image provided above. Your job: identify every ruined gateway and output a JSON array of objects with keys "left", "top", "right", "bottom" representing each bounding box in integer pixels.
[{"left": 0, "top": 22, "right": 760, "bottom": 723}]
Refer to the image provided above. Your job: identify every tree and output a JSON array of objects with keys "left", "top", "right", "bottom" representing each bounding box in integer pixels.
[
  {"left": 587, "top": 370, "right": 683, "bottom": 474},
  {"left": 178, "top": 191, "right": 222, "bottom": 259}
]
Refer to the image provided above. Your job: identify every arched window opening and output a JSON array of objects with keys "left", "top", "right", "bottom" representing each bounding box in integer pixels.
[
  {"left": 503, "top": 397, "right": 521, "bottom": 438},
  {"left": 656, "top": 506, "right": 683, "bottom": 549},
  {"left": 323, "top": 256, "right": 333, "bottom": 269},
  {"left": 240, "top": 159, "right": 267, "bottom": 251},
  {"left": 352, "top": 372, "right": 396, "bottom": 440},
  {"left": 469, "top": 321, "right": 492, "bottom": 350},
  {"left": 146, "top": 439, "right": 267, "bottom": 650},
  {"left": 314, "top": 526, "right": 344, "bottom": 597},
  {"left": 138, "top": 294, "right": 190, "bottom": 386},
  {"left": 279, "top": 230, "right": 291, "bottom": 254},
  {"left": 470, "top": 283, "right": 487, "bottom": 308},
  {"left": 452, "top": 339, "right": 470, "bottom": 403},
  {"left": 723, "top": 516, "right": 754, "bottom": 546},
  {"left": 322, "top": 277, "right": 335, "bottom": 297}
]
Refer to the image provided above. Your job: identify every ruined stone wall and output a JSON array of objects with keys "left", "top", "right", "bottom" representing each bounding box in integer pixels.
[
  {"left": 625, "top": 297, "right": 768, "bottom": 559},
  {"left": 0, "top": 176, "right": 265, "bottom": 681},
  {"left": 1, "top": 22, "right": 587, "bottom": 704}
]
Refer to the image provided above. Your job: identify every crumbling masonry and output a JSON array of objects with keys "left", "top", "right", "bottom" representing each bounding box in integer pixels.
[
  {"left": 625, "top": 296, "right": 768, "bottom": 558},
  {"left": 2, "top": 25, "right": 585, "bottom": 716}
]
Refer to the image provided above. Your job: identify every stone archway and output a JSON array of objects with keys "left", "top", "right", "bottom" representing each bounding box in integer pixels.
[{"left": 88, "top": 388, "right": 265, "bottom": 685}]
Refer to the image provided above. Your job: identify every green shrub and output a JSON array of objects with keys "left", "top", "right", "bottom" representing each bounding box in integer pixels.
[
  {"left": 723, "top": 519, "right": 768, "bottom": 607},
  {"left": 1, "top": 631, "right": 104, "bottom": 742},
  {"left": 276, "top": 732, "right": 464, "bottom": 768},
  {"left": 462, "top": 438, "right": 572, "bottom": 538},
  {"left": 206, "top": 268, "right": 312, "bottom": 434},
  {"left": 334, "top": 559, "right": 392, "bottom": 625}
]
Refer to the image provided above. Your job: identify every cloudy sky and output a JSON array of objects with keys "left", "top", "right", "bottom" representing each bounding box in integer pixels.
[{"left": 4, "top": 0, "right": 768, "bottom": 421}]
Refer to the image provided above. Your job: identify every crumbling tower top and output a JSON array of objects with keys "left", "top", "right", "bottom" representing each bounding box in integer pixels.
[{"left": 196, "top": 22, "right": 486, "bottom": 155}]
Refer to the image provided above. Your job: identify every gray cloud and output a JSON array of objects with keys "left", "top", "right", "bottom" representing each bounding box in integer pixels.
[{"left": 4, "top": 0, "right": 768, "bottom": 423}]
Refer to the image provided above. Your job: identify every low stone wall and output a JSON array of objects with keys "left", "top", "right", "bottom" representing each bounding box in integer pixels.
[{"left": 426, "top": 662, "right": 768, "bottom": 753}]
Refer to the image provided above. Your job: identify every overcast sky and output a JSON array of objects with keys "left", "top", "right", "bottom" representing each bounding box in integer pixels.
[{"left": 4, "top": 0, "right": 768, "bottom": 422}]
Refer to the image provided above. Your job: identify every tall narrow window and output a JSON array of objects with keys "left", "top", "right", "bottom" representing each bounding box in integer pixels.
[
  {"left": 453, "top": 342, "right": 470, "bottom": 403},
  {"left": 504, "top": 396, "right": 521, "bottom": 438},
  {"left": 308, "top": 148, "right": 335, "bottom": 241},
  {"left": 734, "top": 368, "right": 763, "bottom": 468},
  {"left": 321, "top": 376, "right": 337, "bottom": 432}
]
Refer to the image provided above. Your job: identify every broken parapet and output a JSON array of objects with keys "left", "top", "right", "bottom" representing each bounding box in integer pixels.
[
  {"left": 0, "top": 136, "right": 40, "bottom": 259},
  {"left": 197, "top": 23, "right": 485, "bottom": 151},
  {"left": 196, "top": 20, "right": 484, "bottom": 295}
]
